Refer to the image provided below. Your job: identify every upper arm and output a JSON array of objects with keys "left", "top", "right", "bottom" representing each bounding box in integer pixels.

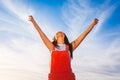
[
  {"left": 70, "top": 33, "right": 86, "bottom": 51},
  {"left": 43, "top": 38, "right": 54, "bottom": 51},
  {"left": 37, "top": 31, "right": 54, "bottom": 51}
]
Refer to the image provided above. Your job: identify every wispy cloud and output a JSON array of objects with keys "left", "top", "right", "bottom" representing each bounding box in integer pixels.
[{"left": 1, "top": 0, "right": 34, "bottom": 22}]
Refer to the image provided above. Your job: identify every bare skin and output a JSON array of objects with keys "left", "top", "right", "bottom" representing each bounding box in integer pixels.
[
  {"left": 28, "top": 16, "right": 98, "bottom": 51},
  {"left": 55, "top": 31, "right": 65, "bottom": 44}
]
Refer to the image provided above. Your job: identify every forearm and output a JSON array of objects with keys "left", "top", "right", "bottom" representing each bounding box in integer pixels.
[
  {"left": 30, "top": 18, "right": 53, "bottom": 50},
  {"left": 82, "top": 22, "right": 96, "bottom": 36},
  {"left": 76, "top": 22, "right": 96, "bottom": 44},
  {"left": 31, "top": 19, "right": 45, "bottom": 37}
]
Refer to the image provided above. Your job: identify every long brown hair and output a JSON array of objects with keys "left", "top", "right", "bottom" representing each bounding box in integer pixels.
[{"left": 52, "top": 33, "right": 73, "bottom": 59}]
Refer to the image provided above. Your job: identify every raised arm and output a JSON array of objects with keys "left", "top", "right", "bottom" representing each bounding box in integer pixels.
[
  {"left": 71, "top": 18, "right": 99, "bottom": 51},
  {"left": 28, "top": 16, "right": 54, "bottom": 51}
]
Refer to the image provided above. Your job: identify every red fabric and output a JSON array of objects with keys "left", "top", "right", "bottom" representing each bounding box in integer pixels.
[{"left": 48, "top": 45, "right": 75, "bottom": 80}]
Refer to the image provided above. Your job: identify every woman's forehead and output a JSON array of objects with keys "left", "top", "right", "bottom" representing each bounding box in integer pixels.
[{"left": 56, "top": 31, "right": 64, "bottom": 34}]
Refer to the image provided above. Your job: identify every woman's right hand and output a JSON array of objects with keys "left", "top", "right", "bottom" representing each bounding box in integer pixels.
[{"left": 28, "top": 15, "right": 34, "bottom": 22}]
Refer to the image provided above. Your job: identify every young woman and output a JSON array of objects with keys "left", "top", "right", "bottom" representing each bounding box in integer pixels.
[{"left": 28, "top": 16, "right": 98, "bottom": 80}]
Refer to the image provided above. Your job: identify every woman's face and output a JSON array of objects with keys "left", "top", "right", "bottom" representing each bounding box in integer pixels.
[{"left": 55, "top": 31, "right": 65, "bottom": 44}]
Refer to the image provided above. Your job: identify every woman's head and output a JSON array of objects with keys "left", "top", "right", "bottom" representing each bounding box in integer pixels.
[{"left": 53, "top": 31, "right": 69, "bottom": 45}]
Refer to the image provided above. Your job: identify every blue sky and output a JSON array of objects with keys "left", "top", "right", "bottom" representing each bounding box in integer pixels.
[{"left": 0, "top": 0, "right": 120, "bottom": 80}]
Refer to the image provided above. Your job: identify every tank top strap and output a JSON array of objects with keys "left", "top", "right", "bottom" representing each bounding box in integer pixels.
[
  {"left": 52, "top": 46, "right": 55, "bottom": 51},
  {"left": 66, "top": 45, "right": 69, "bottom": 51}
]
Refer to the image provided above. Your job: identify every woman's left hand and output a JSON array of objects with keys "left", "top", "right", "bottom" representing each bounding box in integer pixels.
[{"left": 93, "top": 18, "right": 99, "bottom": 25}]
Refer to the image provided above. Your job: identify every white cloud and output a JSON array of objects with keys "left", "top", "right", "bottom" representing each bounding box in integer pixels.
[
  {"left": 92, "top": 5, "right": 116, "bottom": 35},
  {"left": 0, "top": 0, "right": 38, "bottom": 40},
  {"left": 1, "top": 0, "right": 34, "bottom": 23},
  {"left": 0, "top": 38, "right": 50, "bottom": 80}
]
